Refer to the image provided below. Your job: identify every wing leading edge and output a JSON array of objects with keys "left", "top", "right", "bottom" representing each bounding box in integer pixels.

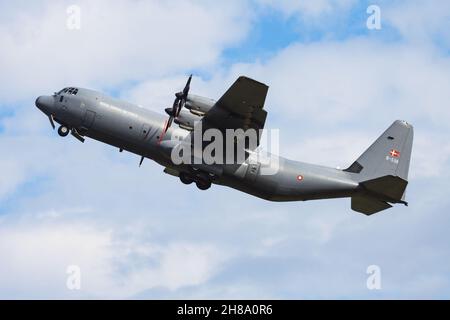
[{"left": 202, "top": 76, "right": 268, "bottom": 134}]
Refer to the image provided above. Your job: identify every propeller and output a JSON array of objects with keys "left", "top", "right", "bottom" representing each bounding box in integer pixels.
[{"left": 163, "top": 74, "right": 192, "bottom": 134}]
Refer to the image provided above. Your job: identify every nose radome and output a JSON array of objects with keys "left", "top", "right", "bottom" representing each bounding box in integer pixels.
[
  {"left": 35, "top": 95, "right": 54, "bottom": 114},
  {"left": 35, "top": 96, "right": 42, "bottom": 109}
]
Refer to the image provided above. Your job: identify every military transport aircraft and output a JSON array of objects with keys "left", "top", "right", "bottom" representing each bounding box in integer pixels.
[{"left": 35, "top": 76, "right": 413, "bottom": 215}]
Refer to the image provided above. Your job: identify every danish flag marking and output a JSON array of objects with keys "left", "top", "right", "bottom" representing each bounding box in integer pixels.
[{"left": 389, "top": 149, "right": 400, "bottom": 158}]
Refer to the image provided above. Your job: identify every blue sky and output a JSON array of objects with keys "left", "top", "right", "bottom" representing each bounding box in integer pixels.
[{"left": 1, "top": 0, "right": 450, "bottom": 299}]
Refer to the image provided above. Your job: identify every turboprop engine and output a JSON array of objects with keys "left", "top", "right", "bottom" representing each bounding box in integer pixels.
[
  {"left": 185, "top": 94, "right": 216, "bottom": 116},
  {"left": 174, "top": 109, "right": 202, "bottom": 131}
]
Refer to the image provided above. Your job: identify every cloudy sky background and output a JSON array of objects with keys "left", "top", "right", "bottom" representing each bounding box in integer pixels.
[{"left": 0, "top": 0, "right": 450, "bottom": 299}]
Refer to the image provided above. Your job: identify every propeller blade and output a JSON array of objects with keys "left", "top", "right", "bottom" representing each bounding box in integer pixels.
[
  {"left": 162, "top": 117, "right": 173, "bottom": 134},
  {"left": 174, "top": 74, "right": 193, "bottom": 117},
  {"left": 183, "top": 74, "right": 192, "bottom": 97},
  {"left": 171, "top": 96, "right": 180, "bottom": 115},
  {"left": 175, "top": 98, "right": 183, "bottom": 117},
  {"left": 165, "top": 107, "right": 174, "bottom": 116}
]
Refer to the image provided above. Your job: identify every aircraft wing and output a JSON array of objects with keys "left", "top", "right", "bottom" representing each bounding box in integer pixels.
[
  {"left": 179, "top": 76, "right": 269, "bottom": 169},
  {"left": 201, "top": 76, "right": 269, "bottom": 137}
]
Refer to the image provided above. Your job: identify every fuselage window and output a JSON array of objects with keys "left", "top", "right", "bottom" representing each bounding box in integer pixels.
[{"left": 59, "top": 96, "right": 64, "bottom": 102}]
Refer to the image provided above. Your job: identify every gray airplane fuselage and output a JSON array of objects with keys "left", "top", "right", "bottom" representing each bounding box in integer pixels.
[{"left": 35, "top": 87, "right": 361, "bottom": 202}]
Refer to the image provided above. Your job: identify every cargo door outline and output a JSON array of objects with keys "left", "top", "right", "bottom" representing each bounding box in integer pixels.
[{"left": 82, "top": 110, "right": 96, "bottom": 130}]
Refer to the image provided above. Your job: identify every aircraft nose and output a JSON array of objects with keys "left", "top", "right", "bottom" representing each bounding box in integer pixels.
[{"left": 35, "top": 95, "right": 54, "bottom": 115}]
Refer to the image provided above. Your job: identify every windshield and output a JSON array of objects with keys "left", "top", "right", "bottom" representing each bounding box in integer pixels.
[{"left": 57, "top": 87, "right": 78, "bottom": 95}]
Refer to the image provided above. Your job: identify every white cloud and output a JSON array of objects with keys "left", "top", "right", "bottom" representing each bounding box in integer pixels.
[
  {"left": 0, "top": 215, "right": 228, "bottom": 298},
  {"left": 410, "top": 133, "right": 450, "bottom": 179},
  {"left": 0, "top": 159, "right": 26, "bottom": 200},
  {"left": 0, "top": 0, "right": 251, "bottom": 103},
  {"left": 2, "top": 0, "right": 450, "bottom": 299},
  {"left": 383, "top": 0, "right": 450, "bottom": 48}
]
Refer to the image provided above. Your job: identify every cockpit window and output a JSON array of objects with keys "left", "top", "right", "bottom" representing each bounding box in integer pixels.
[
  {"left": 59, "top": 87, "right": 78, "bottom": 95},
  {"left": 68, "top": 87, "right": 78, "bottom": 95}
]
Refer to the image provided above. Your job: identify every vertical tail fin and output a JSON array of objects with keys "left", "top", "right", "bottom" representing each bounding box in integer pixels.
[
  {"left": 345, "top": 120, "right": 413, "bottom": 181},
  {"left": 346, "top": 120, "right": 414, "bottom": 215}
]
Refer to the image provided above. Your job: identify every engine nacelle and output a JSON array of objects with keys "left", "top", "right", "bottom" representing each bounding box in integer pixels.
[
  {"left": 174, "top": 109, "right": 202, "bottom": 131},
  {"left": 185, "top": 94, "right": 215, "bottom": 116}
]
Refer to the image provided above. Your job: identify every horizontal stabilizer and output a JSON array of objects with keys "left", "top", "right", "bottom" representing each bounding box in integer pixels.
[
  {"left": 351, "top": 196, "right": 392, "bottom": 215},
  {"left": 352, "top": 175, "right": 408, "bottom": 215},
  {"left": 360, "top": 175, "right": 408, "bottom": 202}
]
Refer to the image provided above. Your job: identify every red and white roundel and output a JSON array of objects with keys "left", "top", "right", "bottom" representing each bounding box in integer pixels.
[{"left": 296, "top": 175, "right": 304, "bottom": 181}]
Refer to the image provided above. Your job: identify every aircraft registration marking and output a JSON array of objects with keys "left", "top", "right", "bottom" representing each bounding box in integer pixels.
[
  {"left": 386, "top": 155, "right": 399, "bottom": 164},
  {"left": 386, "top": 149, "right": 400, "bottom": 164}
]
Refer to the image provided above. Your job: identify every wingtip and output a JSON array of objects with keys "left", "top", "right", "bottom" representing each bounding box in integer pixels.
[{"left": 238, "top": 75, "right": 268, "bottom": 88}]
